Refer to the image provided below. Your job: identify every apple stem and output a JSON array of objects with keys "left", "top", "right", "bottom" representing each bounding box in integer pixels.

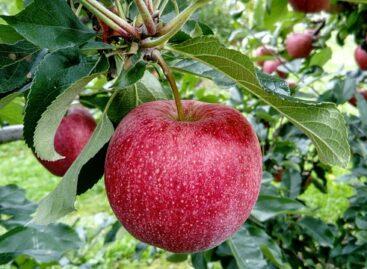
[
  {"left": 151, "top": 50, "right": 185, "bottom": 121},
  {"left": 135, "top": 0, "right": 157, "bottom": 35}
]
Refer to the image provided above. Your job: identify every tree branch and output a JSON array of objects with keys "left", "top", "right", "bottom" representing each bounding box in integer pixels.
[{"left": 0, "top": 125, "right": 23, "bottom": 144}]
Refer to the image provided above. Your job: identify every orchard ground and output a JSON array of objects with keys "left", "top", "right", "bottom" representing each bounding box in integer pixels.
[{"left": 0, "top": 141, "right": 354, "bottom": 268}]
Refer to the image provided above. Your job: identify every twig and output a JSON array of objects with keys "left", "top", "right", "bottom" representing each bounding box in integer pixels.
[
  {"left": 142, "top": 0, "right": 210, "bottom": 48},
  {"left": 0, "top": 125, "right": 23, "bottom": 144},
  {"left": 135, "top": 0, "right": 156, "bottom": 35},
  {"left": 145, "top": 0, "right": 154, "bottom": 14},
  {"left": 81, "top": 0, "right": 141, "bottom": 39}
]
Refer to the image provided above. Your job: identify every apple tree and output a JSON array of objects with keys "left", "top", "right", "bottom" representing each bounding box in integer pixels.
[{"left": 0, "top": 0, "right": 366, "bottom": 268}]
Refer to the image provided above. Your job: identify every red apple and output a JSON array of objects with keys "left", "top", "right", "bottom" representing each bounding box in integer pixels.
[
  {"left": 38, "top": 106, "right": 96, "bottom": 176},
  {"left": 355, "top": 46, "right": 367, "bottom": 70},
  {"left": 349, "top": 90, "right": 367, "bottom": 106},
  {"left": 273, "top": 168, "right": 284, "bottom": 183},
  {"left": 104, "top": 100, "right": 262, "bottom": 253},
  {"left": 286, "top": 32, "right": 314, "bottom": 59},
  {"left": 289, "top": 0, "right": 330, "bottom": 13},
  {"left": 287, "top": 81, "right": 297, "bottom": 89},
  {"left": 254, "top": 46, "right": 274, "bottom": 66},
  {"left": 263, "top": 59, "right": 287, "bottom": 79}
]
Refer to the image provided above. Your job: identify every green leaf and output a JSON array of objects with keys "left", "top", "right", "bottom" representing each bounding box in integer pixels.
[
  {"left": 167, "top": 253, "right": 189, "bottom": 263},
  {"left": 80, "top": 41, "right": 115, "bottom": 53},
  {"left": 0, "top": 224, "right": 81, "bottom": 264},
  {"left": 169, "top": 36, "right": 351, "bottom": 168},
  {"left": 0, "top": 97, "right": 24, "bottom": 125},
  {"left": 80, "top": 92, "right": 110, "bottom": 111},
  {"left": 0, "top": 40, "right": 40, "bottom": 95},
  {"left": 228, "top": 226, "right": 268, "bottom": 269},
  {"left": 104, "top": 221, "right": 122, "bottom": 244},
  {"left": 228, "top": 225, "right": 288, "bottom": 269},
  {"left": 172, "top": 59, "right": 291, "bottom": 96},
  {"left": 0, "top": 25, "right": 23, "bottom": 44},
  {"left": 76, "top": 144, "right": 108, "bottom": 195},
  {"left": 114, "top": 54, "right": 147, "bottom": 89},
  {"left": 34, "top": 56, "right": 108, "bottom": 161},
  {"left": 191, "top": 253, "right": 208, "bottom": 269},
  {"left": 0, "top": 185, "right": 36, "bottom": 230},
  {"left": 251, "top": 195, "right": 305, "bottom": 222},
  {"left": 263, "top": 0, "right": 289, "bottom": 30},
  {"left": 309, "top": 47, "right": 332, "bottom": 67},
  {"left": 248, "top": 226, "right": 287, "bottom": 269},
  {"left": 24, "top": 48, "right": 107, "bottom": 152},
  {"left": 1, "top": 0, "right": 95, "bottom": 50},
  {"left": 299, "top": 217, "right": 335, "bottom": 247},
  {"left": 356, "top": 92, "right": 367, "bottom": 127},
  {"left": 256, "top": 70, "right": 291, "bottom": 96},
  {"left": 108, "top": 72, "right": 167, "bottom": 124},
  {"left": 333, "top": 76, "right": 356, "bottom": 104},
  {"left": 115, "top": 61, "right": 147, "bottom": 89},
  {"left": 33, "top": 113, "right": 114, "bottom": 224}
]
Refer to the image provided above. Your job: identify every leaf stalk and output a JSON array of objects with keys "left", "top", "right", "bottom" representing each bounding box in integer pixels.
[
  {"left": 81, "top": 0, "right": 141, "bottom": 39},
  {"left": 141, "top": 0, "right": 210, "bottom": 48},
  {"left": 134, "top": 0, "right": 157, "bottom": 35}
]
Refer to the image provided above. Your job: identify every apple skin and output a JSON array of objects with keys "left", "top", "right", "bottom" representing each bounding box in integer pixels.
[
  {"left": 289, "top": 0, "right": 330, "bottom": 13},
  {"left": 254, "top": 46, "right": 274, "bottom": 66},
  {"left": 38, "top": 107, "right": 96, "bottom": 176},
  {"left": 263, "top": 59, "right": 287, "bottom": 79},
  {"left": 355, "top": 46, "right": 367, "bottom": 70},
  {"left": 286, "top": 32, "right": 313, "bottom": 59},
  {"left": 104, "top": 100, "right": 262, "bottom": 253},
  {"left": 349, "top": 90, "right": 367, "bottom": 106}
]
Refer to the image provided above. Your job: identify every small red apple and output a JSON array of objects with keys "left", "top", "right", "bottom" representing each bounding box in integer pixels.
[
  {"left": 286, "top": 32, "right": 314, "bottom": 59},
  {"left": 273, "top": 168, "right": 284, "bottom": 182},
  {"left": 355, "top": 46, "right": 367, "bottom": 70},
  {"left": 287, "top": 81, "right": 297, "bottom": 89},
  {"left": 38, "top": 106, "right": 96, "bottom": 176},
  {"left": 289, "top": 0, "right": 330, "bottom": 13},
  {"left": 349, "top": 90, "right": 367, "bottom": 106},
  {"left": 254, "top": 46, "right": 274, "bottom": 66},
  {"left": 263, "top": 59, "right": 287, "bottom": 79},
  {"left": 104, "top": 100, "right": 262, "bottom": 253}
]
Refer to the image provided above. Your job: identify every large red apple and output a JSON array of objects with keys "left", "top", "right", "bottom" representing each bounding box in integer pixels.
[
  {"left": 38, "top": 106, "right": 96, "bottom": 176},
  {"left": 263, "top": 59, "right": 287, "bottom": 79},
  {"left": 254, "top": 46, "right": 274, "bottom": 66},
  {"left": 355, "top": 46, "right": 367, "bottom": 70},
  {"left": 289, "top": 0, "right": 330, "bottom": 13},
  {"left": 349, "top": 90, "right": 367, "bottom": 106},
  {"left": 104, "top": 100, "right": 262, "bottom": 253},
  {"left": 286, "top": 32, "right": 314, "bottom": 59}
]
